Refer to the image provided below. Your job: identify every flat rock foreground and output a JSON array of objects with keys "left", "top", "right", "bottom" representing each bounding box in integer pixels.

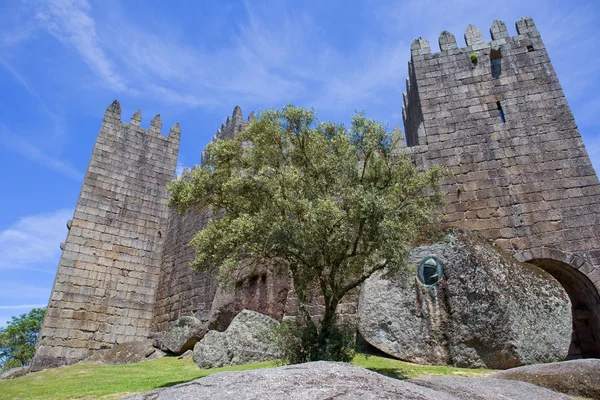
[{"left": 128, "top": 362, "right": 571, "bottom": 400}]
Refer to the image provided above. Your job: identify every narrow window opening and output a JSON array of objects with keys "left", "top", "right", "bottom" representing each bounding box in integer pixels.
[
  {"left": 497, "top": 101, "right": 506, "bottom": 123},
  {"left": 527, "top": 45, "right": 534, "bottom": 52},
  {"left": 490, "top": 48, "right": 502, "bottom": 78}
]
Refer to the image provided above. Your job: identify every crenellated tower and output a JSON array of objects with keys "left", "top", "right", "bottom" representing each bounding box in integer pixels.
[
  {"left": 403, "top": 17, "right": 600, "bottom": 359},
  {"left": 31, "top": 101, "right": 180, "bottom": 370}
]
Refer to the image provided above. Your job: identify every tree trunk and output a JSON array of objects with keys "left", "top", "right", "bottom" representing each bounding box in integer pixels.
[{"left": 319, "top": 298, "right": 339, "bottom": 342}]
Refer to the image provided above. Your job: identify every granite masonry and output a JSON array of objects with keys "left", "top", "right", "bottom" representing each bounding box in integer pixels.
[
  {"left": 31, "top": 103, "right": 180, "bottom": 370},
  {"left": 32, "top": 17, "right": 600, "bottom": 370}
]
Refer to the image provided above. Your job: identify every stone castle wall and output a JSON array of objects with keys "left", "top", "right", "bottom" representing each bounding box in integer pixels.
[
  {"left": 31, "top": 102, "right": 180, "bottom": 370},
  {"left": 151, "top": 203, "right": 216, "bottom": 333},
  {"left": 151, "top": 108, "right": 252, "bottom": 333},
  {"left": 404, "top": 17, "right": 600, "bottom": 358}
]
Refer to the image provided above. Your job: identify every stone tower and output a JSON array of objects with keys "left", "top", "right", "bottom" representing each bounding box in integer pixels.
[
  {"left": 31, "top": 101, "right": 180, "bottom": 370},
  {"left": 403, "top": 18, "right": 600, "bottom": 358}
]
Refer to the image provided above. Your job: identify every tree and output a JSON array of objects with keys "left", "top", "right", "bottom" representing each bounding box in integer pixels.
[
  {"left": 0, "top": 307, "right": 45, "bottom": 370},
  {"left": 169, "top": 106, "right": 446, "bottom": 360}
]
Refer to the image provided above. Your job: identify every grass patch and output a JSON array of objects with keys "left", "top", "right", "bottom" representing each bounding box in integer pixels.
[
  {"left": 0, "top": 354, "right": 495, "bottom": 399},
  {"left": 351, "top": 354, "right": 494, "bottom": 380},
  {"left": 0, "top": 357, "right": 277, "bottom": 400}
]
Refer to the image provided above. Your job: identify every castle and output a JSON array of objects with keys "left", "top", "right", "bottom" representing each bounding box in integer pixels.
[{"left": 31, "top": 17, "right": 600, "bottom": 371}]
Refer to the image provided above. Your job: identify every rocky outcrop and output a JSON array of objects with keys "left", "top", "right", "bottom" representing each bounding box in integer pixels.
[
  {"left": 0, "top": 366, "right": 29, "bottom": 380},
  {"left": 162, "top": 316, "right": 206, "bottom": 355},
  {"left": 490, "top": 359, "right": 600, "bottom": 399},
  {"left": 85, "top": 340, "right": 158, "bottom": 365},
  {"left": 358, "top": 229, "right": 572, "bottom": 369},
  {"left": 127, "top": 361, "right": 570, "bottom": 400},
  {"left": 409, "top": 376, "right": 571, "bottom": 400},
  {"left": 193, "top": 310, "right": 280, "bottom": 369}
]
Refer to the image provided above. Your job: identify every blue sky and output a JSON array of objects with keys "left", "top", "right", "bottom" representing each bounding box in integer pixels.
[{"left": 0, "top": 0, "right": 599, "bottom": 327}]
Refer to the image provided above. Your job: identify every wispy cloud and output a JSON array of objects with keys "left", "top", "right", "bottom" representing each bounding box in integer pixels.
[
  {"left": 0, "top": 304, "right": 46, "bottom": 310},
  {"left": 0, "top": 208, "right": 72, "bottom": 271},
  {"left": 0, "top": 283, "right": 50, "bottom": 300},
  {"left": 0, "top": 125, "right": 82, "bottom": 181},
  {"left": 36, "top": 0, "right": 129, "bottom": 92},
  {"left": 3, "top": 0, "right": 599, "bottom": 164},
  {"left": 0, "top": 57, "right": 68, "bottom": 149}
]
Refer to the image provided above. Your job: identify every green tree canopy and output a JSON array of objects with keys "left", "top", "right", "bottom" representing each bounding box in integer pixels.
[
  {"left": 0, "top": 307, "right": 45, "bottom": 371},
  {"left": 169, "top": 106, "right": 446, "bottom": 358}
]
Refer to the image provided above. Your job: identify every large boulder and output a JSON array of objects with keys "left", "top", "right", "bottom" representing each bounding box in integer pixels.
[
  {"left": 127, "top": 361, "right": 569, "bottom": 400},
  {"left": 358, "top": 229, "right": 572, "bottom": 369},
  {"left": 85, "top": 340, "right": 157, "bottom": 365},
  {"left": 0, "top": 366, "right": 29, "bottom": 380},
  {"left": 162, "top": 316, "right": 206, "bottom": 355},
  {"left": 490, "top": 359, "right": 600, "bottom": 399},
  {"left": 193, "top": 310, "right": 280, "bottom": 369},
  {"left": 409, "top": 376, "right": 571, "bottom": 400}
]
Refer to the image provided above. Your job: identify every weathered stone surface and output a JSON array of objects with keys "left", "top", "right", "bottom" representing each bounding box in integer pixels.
[
  {"left": 177, "top": 349, "right": 193, "bottom": 359},
  {"left": 162, "top": 316, "right": 206, "bottom": 355},
  {"left": 409, "top": 376, "right": 571, "bottom": 400},
  {"left": 32, "top": 100, "right": 180, "bottom": 370},
  {"left": 207, "top": 264, "right": 289, "bottom": 332},
  {"left": 403, "top": 17, "right": 600, "bottom": 358},
  {"left": 146, "top": 349, "right": 166, "bottom": 361},
  {"left": 128, "top": 362, "right": 451, "bottom": 400},
  {"left": 193, "top": 310, "right": 280, "bottom": 369},
  {"left": 358, "top": 229, "right": 571, "bottom": 369},
  {"left": 151, "top": 107, "right": 252, "bottom": 335},
  {"left": 490, "top": 359, "right": 600, "bottom": 399},
  {"left": 85, "top": 340, "right": 155, "bottom": 365},
  {"left": 0, "top": 366, "right": 29, "bottom": 380},
  {"left": 127, "top": 361, "right": 569, "bottom": 400}
]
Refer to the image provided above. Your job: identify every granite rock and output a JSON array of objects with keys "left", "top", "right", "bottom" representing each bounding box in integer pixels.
[
  {"left": 358, "top": 229, "right": 572, "bottom": 369},
  {"left": 127, "top": 361, "right": 569, "bottom": 400},
  {"left": 163, "top": 316, "right": 206, "bottom": 355},
  {"left": 490, "top": 359, "right": 600, "bottom": 399},
  {"left": 193, "top": 310, "right": 280, "bottom": 369},
  {"left": 0, "top": 366, "right": 29, "bottom": 380},
  {"left": 409, "top": 376, "right": 571, "bottom": 400},
  {"left": 207, "top": 264, "right": 289, "bottom": 332},
  {"left": 85, "top": 340, "right": 156, "bottom": 365}
]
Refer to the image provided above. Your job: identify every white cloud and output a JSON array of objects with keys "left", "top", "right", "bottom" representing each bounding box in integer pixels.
[
  {"left": 36, "top": 0, "right": 129, "bottom": 92},
  {"left": 0, "top": 209, "right": 72, "bottom": 271},
  {"left": 0, "top": 125, "right": 82, "bottom": 181},
  {"left": 0, "top": 304, "right": 47, "bottom": 310},
  {"left": 0, "top": 283, "right": 51, "bottom": 300}
]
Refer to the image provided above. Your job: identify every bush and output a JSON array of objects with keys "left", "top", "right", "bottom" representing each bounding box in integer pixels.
[
  {"left": 274, "top": 317, "right": 356, "bottom": 364},
  {"left": 470, "top": 52, "right": 478, "bottom": 64}
]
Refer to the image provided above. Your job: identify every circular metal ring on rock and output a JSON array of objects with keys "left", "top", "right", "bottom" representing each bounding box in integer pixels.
[{"left": 417, "top": 256, "right": 443, "bottom": 286}]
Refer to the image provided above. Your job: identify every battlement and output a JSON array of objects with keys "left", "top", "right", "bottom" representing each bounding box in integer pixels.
[
  {"left": 199, "top": 106, "right": 254, "bottom": 167},
  {"left": 103, "top": 100, "right": 181, "bottom": 142},
  {"left": 410, "top": 17, "right": 540, "bottom": 58},
  {"left": 402, "top": 17, "right": 555, "bottom": 149}
]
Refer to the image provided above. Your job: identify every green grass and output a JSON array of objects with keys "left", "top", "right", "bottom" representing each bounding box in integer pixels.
[
  {"left": 0, "top": 354, "right": 494, "bottom": 400},
  {"left": 0, "top": 358, "right": 277, "bottom": 400},
  {"left": 351, "top": 354, "right": 494, "bottom": 380}
]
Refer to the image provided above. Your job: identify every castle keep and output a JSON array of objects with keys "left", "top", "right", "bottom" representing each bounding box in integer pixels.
[{"left": 32, "top": 17, "right": 600, "bottom": 370}]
